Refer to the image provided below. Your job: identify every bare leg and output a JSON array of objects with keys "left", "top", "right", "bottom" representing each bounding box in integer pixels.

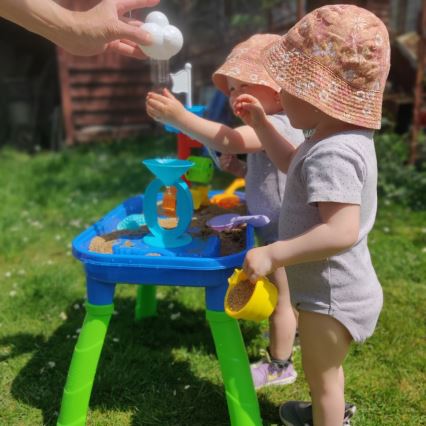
[
  {"left": 268, "top": 267, "right": 296, "bottom": 360},
  {"left": 298, "top": 311, "right": 352, "bottom": 426}
]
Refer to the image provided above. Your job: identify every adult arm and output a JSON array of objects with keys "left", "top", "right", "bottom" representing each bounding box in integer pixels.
[{"left": 0, "top": 0, "right": 159, "bottom": 58}]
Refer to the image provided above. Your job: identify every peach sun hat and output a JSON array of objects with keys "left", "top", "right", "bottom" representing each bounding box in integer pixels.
[
  {"left": 212, "top": 33, "right": 282, "bottom": 96},
  {"left": 262, "top": 4, "right": 391, "bottom": 129}
]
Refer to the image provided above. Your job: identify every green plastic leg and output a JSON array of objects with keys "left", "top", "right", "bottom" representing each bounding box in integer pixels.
[
  {"left": 135, "top": 285, "right": 157, "bottom": 320},
  {"left": 206, "top": 310, "right": 262, "bottom": 426},
  {"left": 57, "top": 302, "right": 114, "bottom": 426}
]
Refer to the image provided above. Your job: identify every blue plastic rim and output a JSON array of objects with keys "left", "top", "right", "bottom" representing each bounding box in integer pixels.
[{"left": 143, "top": 158, "right": 194, "bottom": 186}]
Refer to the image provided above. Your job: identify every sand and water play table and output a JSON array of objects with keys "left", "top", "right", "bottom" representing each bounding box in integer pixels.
[{"left": 56, "top": 190, "right": 263, "bottom": 426}]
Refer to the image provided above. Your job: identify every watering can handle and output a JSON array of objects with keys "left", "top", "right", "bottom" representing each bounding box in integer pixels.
[{"left": 227, "top": 268, "right": 247, "bottom": 288}]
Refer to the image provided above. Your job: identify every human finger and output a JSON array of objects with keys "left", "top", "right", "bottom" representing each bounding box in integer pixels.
[
  {"left": 120, "top": 16, "right": 143, "bottom": 27},
  {"left": 162, "top": 88, "right": 176, "bottom": 100},
  {"left": 116, "top": 20, "right": 153, "bottom": 46},
  {"left": 106, "top": 40, "right": 146, "bottom": 58},
  {"left": 146, "top": 98, "right": 164, "bottom": 112}
]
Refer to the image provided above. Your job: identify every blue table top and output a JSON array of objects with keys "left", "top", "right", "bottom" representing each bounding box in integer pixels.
[{"left": 72, "top": 191, "right": 254, "bottom": 271}]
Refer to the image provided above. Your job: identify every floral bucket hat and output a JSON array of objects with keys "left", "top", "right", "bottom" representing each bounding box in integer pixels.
[
  {"left": 263, "top": 4, "right": 391, "bottom": 129},
  {"left": 212, "top": 33, "right": 282, "bottom": 96}
]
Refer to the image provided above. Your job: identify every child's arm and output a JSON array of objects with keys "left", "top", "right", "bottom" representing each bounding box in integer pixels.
[
  {"left": 242, "top": 202, "right": 360, "bottom": 282},
  {"left": 146, "top": 89, "right": 263, "bottom": 153},
  {"left": 234, "top": 93, "right": 297, "bottom": 173}
]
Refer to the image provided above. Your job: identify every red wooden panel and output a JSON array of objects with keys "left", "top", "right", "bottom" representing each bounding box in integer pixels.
[
  {"left": 70, "top": 85, "right": 149, "bottom": 98},
  {"left": 75, "top": 125, "right": 152, "bottom": 143},
  {"left": 69, "top": 72, "right": 150, "bottom": 85},
  {"left": 72, "top": 98, "right": 148, "bottom": 112},
  {"left": 74, "top": 112, "right": 150, "bottom": 127}
]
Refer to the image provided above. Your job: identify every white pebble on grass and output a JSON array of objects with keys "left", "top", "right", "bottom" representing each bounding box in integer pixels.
[
  {"left": 112, "top": 337, "right": 119, "bottom": 343},
  {"left": 59, "top": 312, "right": 67, "bottom": 321},
  {"left": 47, "top": 361, "right": 56, "bottom": 368},
  {"left": 383, "top": 227, "right": 390, "bottom": 233},
  {"left": 170, "top": 312, "right": 181, "bottom": 320},
  {"left": 73, "top": 304, "right": 80, "bottom": 310},
  {"left": 184, "top": 385, "right": 190, "bottom": 390},
  {"left": 55, "top": 235, "right": 62, "bottom": 241},
  {"left": 9, "top": 290, "right": 17, "bottom": 297}
]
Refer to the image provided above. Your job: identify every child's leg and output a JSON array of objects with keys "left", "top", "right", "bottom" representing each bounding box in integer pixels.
[
  {"left": 298, "top": 311, "right": 352, "bottom": 426},
  {"left": 250, "top": 267, "right": 297, "bottom": 389},
  {"left": 268, "top": 267, "right": 296, "bottom": 360}
]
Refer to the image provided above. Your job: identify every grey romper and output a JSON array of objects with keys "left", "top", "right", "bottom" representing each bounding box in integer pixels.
[
  {"left": 245, "top": 113, "right": 304, "bottom": 243},
  {"left": 279, "top": 130, "right": 383, "bottom": 342}
]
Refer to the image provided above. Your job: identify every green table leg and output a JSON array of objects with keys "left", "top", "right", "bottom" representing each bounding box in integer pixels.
[
  {"left": 135, "top": 285, "right": 157, "bottom": 320},
  {"left": 206, "top": 310, "right": 262, "bottom": 426},
  {"left": 57, "top": 302, "right": 114, "bottom": 426}
]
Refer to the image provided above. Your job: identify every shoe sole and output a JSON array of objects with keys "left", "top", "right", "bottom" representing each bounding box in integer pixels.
[
  {"left": 254, "top": 373, "right": 297, "bottom": 390},
  {"left": 279, "top": 402, "right": 357, "bottom": 426}
]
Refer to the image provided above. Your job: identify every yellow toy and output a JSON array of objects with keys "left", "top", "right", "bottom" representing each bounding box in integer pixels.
[
  {"left": 225, "top": 268, "right": 278, "bottom": 322},
  {"left": 210, "top": 178, "right": 245, "bottom": 209},
  {"left": 190, "top": 185, "right": 211, "bottom": 209}
]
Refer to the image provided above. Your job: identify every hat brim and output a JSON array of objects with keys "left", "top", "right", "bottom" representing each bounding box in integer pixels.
[
  {"left": 212, "top": 57, "right": 281, "bottom": 96},
  {"left": 262, "top": 40, "right": 384, "bottom": 130}
]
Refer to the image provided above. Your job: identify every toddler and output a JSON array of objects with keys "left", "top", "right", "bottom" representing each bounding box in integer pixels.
[
  {"left": 235, "top": 5, "right": 390, "bottom": 426},
  {"left": 146, "top": 34, "right": 304, "bottom": 389}
]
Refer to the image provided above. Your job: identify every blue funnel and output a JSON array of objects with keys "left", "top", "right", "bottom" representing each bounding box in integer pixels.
[{"left": 143, "top": 158, "right": 193, "bottom": 186}]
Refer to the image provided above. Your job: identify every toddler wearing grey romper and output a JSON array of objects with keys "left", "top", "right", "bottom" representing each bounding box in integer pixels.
[{"left": 280, "top": 129, "right": 383, "bottom": 342}]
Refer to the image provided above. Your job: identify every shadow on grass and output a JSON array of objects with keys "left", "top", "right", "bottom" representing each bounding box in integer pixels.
[{"left": 6, "top": 296, "right": 278, "bottom": 425}]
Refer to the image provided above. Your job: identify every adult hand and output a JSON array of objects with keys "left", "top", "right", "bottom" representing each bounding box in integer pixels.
[
  {"left": 233, "top": 94, "right": 267, "bottom": 128},
  {"left": 63, "top": 0, "right": 160, "bottom": 58},
  {"left": 146, "top": 88, "right": 187, "bottom": 126},
  {"left": 1, "top": 0, "right": 160, "bottom": 59}
]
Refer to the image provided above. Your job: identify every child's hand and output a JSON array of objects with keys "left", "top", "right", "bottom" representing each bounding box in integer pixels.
[
  {"left": 146, "top": 88, "right": 186, "bottom": 126},
  {"left": 243, "top": 245, "right": 275, "bottom": 283},
  {"left": 233, "top": 94, "right": 267, "bottom": 128},
  {"left": 219, "top": 154, "right": 247, "bottom": 178}
]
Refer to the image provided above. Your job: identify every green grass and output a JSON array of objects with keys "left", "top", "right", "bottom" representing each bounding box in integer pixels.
[{"left": 0, "top": 137, "right": 425, "bottom": 425}]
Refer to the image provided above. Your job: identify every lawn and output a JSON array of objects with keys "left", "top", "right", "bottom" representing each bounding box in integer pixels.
[{"left": 0, "top": 136, "right": 425, "bottom": 426}]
